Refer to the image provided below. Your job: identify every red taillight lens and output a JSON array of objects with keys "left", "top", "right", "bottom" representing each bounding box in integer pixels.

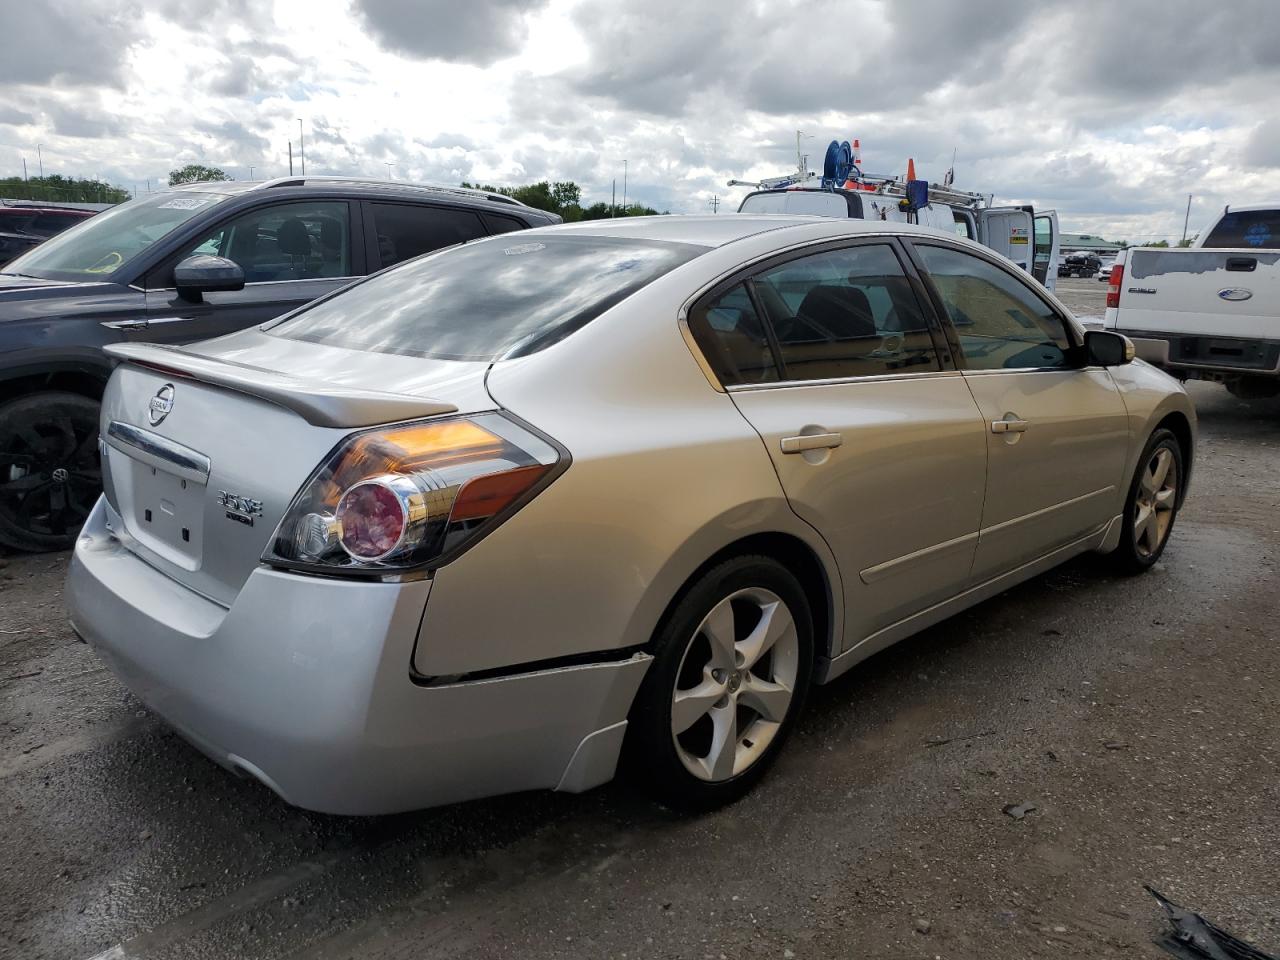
[
  {"left": 265, "top": 414, "right": 563, "bottom": 574},
  {"left": 1106, "top": 263, "right": 1124, "bottom": 308}
]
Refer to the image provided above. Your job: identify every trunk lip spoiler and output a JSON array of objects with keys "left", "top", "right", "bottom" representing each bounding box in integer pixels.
[{"left": 104, "top": 342, "right": 460, "bottom": 429}]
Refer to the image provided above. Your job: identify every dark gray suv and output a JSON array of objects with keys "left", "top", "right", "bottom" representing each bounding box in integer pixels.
[{"left": 0, "top": 177, "right": 560, "bottom": 551}]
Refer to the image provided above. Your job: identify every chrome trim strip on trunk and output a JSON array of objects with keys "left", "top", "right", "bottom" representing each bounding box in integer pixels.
[
  {"left": 105, "top": 421, "right": 212, "bottom": 485},
  {"left": 104, "top": 342, "right": 460, "bottom": 428}
]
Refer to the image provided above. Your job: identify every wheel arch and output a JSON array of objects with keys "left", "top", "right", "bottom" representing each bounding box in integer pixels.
[
  {"left": 640, "top": 529, "right": 841, "bottom": 675},
  {"left": 1153, "top": 409, "right": 1194, "bottom": 505},
  {"left": 0, "top": 365, "right": 111, "bottom": 406}
]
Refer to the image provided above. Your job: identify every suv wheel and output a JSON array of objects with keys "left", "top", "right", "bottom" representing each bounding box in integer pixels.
[
  {"left": 0, "top": 392, "right": 102, "bottom": 552},
  {"left": 627, "top": 555, "right": 814, "bottom": 811}
]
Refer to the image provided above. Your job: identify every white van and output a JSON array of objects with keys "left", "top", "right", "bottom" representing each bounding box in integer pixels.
[{"left": 737, "top": 186, "right": 1061, "bottom": 292}]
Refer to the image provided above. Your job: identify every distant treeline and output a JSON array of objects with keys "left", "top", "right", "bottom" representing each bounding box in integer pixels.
[
  {"left": 461, "top": 180, "right": 665, "bottom": 221},
  {"left": 0, "top": 175, "right": 130, "bottom": 204}
]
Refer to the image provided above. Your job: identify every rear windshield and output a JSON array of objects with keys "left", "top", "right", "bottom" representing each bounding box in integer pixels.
[
  {"left": 1202, "top": 209, "right": 1280, "bottom": 249},
  {"left": 267, "top": 234, "right": 707, "bottom": 361}
]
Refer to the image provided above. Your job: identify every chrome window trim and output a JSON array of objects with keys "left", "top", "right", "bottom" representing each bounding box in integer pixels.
[
  {"left": 726, "top": 369, "right": 963, "bottom": 392},
  {"left": 677, "top": 315, "right": 727, "bottom": 392},
  {"left": 105, "top": 421, "right": 211, "bottom": 485}
]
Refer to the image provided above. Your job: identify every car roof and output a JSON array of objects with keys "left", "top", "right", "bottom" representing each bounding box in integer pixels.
[
  {"left": 175, "top": 177, "right": 558, "bottom": 220},
  {"left": 526, "top": 214, "right": 961, "bottom": 248}
]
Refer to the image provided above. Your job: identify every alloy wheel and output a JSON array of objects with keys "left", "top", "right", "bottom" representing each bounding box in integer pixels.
[
  {"left": 670, "top": 587, "right": 800, "bottom": 782},
  {"left": 0, "top": 402, "right": 101, "bottom": 545},
  {"left": 1134, "top": 446, "right": 1178, "bottom": 559}
]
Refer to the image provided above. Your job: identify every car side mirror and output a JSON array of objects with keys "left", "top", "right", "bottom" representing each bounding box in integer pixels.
[
  {"left": 1084, "top": 329, "right": 1135, "bottom": 366},
  {"left": 174, "top": 254, "right": 244, "bottom": 302}
]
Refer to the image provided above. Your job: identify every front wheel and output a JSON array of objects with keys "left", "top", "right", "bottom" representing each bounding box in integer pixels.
[
  {"left": 1109, "top": 428, "right": 1184, "bottom": 575},
  {"left": 626, "top": 555, "right": 814, "bottom": 811},
  {"left": 0, "top": 391, "right": 103, "bottom": 552}
]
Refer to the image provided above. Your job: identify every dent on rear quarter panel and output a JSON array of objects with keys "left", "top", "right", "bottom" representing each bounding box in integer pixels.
[{"left": 411, "top": 264, "right": 835, "bottom": 678}]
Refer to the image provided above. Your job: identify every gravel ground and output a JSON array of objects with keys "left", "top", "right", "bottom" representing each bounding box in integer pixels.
[{"left": 3, "top": 279, "right": 1279, "bottom": 960}]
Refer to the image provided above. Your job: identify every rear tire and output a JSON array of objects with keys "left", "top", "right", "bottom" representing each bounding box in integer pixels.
[
  {"left": 626, "top": 555, "right": 814, "bottom": 812},
  {"left": 0, "top": 391, "right": 102, "bottom": 552},
  {"left": 1109, "top": 428, "right": 1183, "bottom": 575}
]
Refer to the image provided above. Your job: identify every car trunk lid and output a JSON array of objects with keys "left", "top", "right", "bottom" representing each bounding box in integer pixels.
[{"left": 98, "top": 332, "right": 496, "bottom": 606}]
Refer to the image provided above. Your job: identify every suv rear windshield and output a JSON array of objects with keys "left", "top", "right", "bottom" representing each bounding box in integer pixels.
[
  {"left": 268, "top": 234, "right": 707, "bottom": 361},
  {"left": 1202, "top": 209, "right": 1280, "bottom": 249},
  {"left": 1, "top": 191, "right": 233, "bottom": 281}
]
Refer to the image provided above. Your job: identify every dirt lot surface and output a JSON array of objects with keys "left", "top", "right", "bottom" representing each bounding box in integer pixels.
[{"left": 3, "top": 279, "right": 1278, "bottom": 959}]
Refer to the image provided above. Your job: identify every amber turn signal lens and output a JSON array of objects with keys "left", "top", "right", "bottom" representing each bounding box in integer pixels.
[{"left": 450, "top": 465, "right": 550, "bottom": 523}]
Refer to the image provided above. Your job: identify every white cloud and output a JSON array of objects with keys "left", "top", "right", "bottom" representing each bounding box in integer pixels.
[{"left": 1, "top": 0, "right": 1278, "bottom": 241}]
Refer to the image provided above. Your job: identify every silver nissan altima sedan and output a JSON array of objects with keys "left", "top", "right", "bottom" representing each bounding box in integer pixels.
[{"left": 67, "top": 215, "right": 1195, "bottom": 814}]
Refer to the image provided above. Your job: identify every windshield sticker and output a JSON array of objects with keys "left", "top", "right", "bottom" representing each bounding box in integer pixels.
[
  {"left": 157, "top": 197, "right": 215, "bottom": 210},
  {"left": 1245, "top": 222, "right": 1272, "bottom": 247},
  {"left": 503, "top": 242, "right": 545, "bottom": 256}
]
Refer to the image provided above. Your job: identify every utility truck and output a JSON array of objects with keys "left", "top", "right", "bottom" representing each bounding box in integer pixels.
[
  {"left": 731, "top": 138, "right": 1061, "bottom": 291},
  {"left": 1100, "top": 204, "right": 1280, "bottom": 399}
]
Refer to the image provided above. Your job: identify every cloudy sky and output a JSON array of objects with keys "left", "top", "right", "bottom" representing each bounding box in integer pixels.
[{"left": 4, "top": 0, "right": 1279, "bottom": 242}]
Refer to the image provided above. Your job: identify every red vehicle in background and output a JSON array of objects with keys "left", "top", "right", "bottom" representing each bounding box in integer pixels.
[{"left": 0, "top": 205, "right": 96, "bottom": 266}]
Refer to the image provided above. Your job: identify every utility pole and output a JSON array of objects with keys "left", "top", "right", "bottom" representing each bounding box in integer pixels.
[
  {"left": 611, "top": 179, "right": 616, "bottom": 217},
  {"left": 298, "top": 119, "right": 305, "bottom": 176},
  {"left": 708, "top": 195, "right": 720, "bottom": 213},
  {"left": 1180, "top": 194, "right": 1193, "bottom": 245},
  {"left": 22, "top": 158, "right": 27, "bottom": 182},
  {"left": 622, "top": 159, "right": 627, "bottom": 213},
  {"left": 249, "top": 165, "right": 255, "bottom": 180},
  {"left": 288, "top": 141, "right": 293, "bottom": 176},
  {"left": 384, "top": 161, "right": 395, "bottom": 179},
  {"left": 37, "top": 143, "right": 43, "bottom": 179}
]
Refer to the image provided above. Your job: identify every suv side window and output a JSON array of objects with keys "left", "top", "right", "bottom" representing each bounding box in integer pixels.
[
  {"left": 915, "top": 244, "right": 1072, "bottom": 371},
  {"left": 687, "top": 283, "right": 779, "bottom": 386},
  {"left": 751, "top": 243, "right": 939, "bottom": 381},
  {"left": 370, "top": 203, "right": 486, "bottom": 268},
  {"left": 482, "top": 212, "right": 527, "bottom": 235},
  {"left": 167, "top": 201, "right": 352, "bottom": 285}
]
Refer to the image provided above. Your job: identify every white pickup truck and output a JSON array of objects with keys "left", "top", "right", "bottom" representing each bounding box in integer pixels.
[{"left": 1100, "top": 204, "right": 1280, "bottom": 399}]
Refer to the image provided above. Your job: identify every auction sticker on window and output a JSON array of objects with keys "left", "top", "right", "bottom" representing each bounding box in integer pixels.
[
  {"left": 503, "top": 242, "right": 546, "bottom": 256},
  {"left": 158, "top": 197, "right": 215, "bottom": 210}
]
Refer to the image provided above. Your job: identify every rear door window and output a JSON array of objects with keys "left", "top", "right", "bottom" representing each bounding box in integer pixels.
[
  {"left": 1202, "top": 209, "right": 1280, "bottom": 249},
  {"left": 687, "top": 283, "right": 779, "bottom": 385},
  {"left": 370, "top": 203, "right": 486, "bottom": 268},
  {"left": 269, "top": 234, "right": 707, "bottom": 361},
  {"left": 749, "top": 243, "right": 940, "bottom": 380},
  {"left": 482, "top": 212, "right": 528, "bottom": 235}
]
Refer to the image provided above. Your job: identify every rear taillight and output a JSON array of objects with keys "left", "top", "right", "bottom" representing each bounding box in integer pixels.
[
  {"left": 1106, "top": 263, "right": 1124, "bottom": 308},
  {"left": 265, "top": 413, "right": 564, "bottom": 574}
]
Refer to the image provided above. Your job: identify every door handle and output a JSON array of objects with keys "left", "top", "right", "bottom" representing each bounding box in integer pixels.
[
  {"left": 100, "top": 318, "right": 149, "bottom": 331},
  {"left": 780, "top": 432, "right": 843, "bottom": 454},
  {"left": 990, "top": 418, "right": 1029, "bottom": 434}
]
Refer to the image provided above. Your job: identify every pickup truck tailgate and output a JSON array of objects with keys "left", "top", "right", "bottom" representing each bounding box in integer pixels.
[{"left": 1115, "top": 248, "right": 1280, "bottom": 340}]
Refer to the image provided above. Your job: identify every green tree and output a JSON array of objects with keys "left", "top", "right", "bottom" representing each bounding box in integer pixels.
[
  {"left": 1145, "top": 240, "right": 1170, "bottom": 247},
  {"left": 461, "top": 180, "right": 664, "bottom": 222},
  {"left": 0, "top": 174, "right": 129, "bottom": 203},
  {"left": 169, "top": 164, "right": 231, "bottom": 186}
]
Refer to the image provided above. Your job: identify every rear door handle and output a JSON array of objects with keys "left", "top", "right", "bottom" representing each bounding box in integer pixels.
[
  {"left": 780, "top": 432, "right": 843, "bottom": 454},
  {"left": 1226, "top": 257, "right": 1257, "bottom": 272},
  {"left": 990, "top": 419, "right": 1029, "bottom": 434}
]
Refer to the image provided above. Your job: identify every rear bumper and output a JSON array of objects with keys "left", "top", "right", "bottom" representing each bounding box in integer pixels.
[
  {"left": 67, "top": 497, "right": 650, "bottom": 815},
  {"left": 1113, "top": 328, "right": 1280, "bottom": 377}
]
